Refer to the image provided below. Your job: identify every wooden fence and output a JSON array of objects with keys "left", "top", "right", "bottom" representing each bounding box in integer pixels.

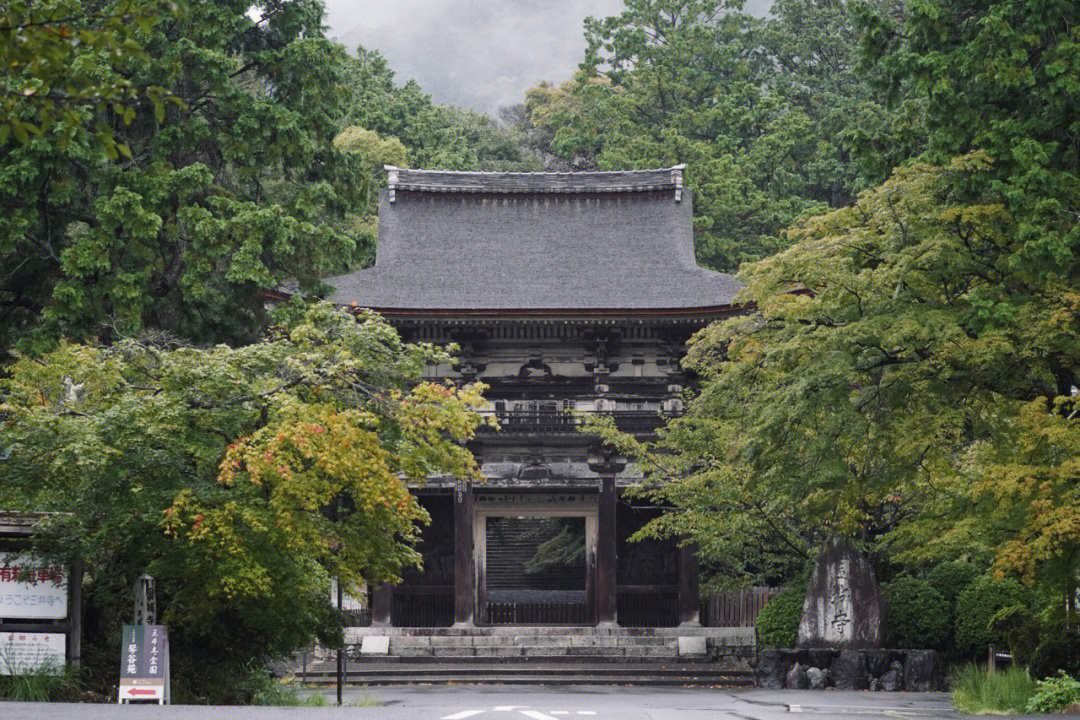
[
  {"left": 394, "top": 587, "right": 454, "bottom": 627},
  {"left": 703, "top": 586, "right": 780, "bottom": 628}
]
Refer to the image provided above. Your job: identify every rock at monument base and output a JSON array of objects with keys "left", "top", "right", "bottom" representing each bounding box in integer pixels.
[
  {"left": 807, "top": 648, "right": 833, "bottom": 669},
  {"left": 756, "top": 649, "right": 793, "bottom": 690},
  {"left": 806, "top": 666, "right": 829, "bottom": 690},
  {"left": 831, "top": 650, "right": 869, "bottom": 690},
  {"left": 866, "top": 649, "right": 890, "bottom": 677},
  {"left": 904, "top": 650, "right": 940, "bottom": 691},
  {"left": 797, "top": 538, "right": 884, "bottom": 649},
  {"left": 880, "top": 666, "right": 904, "bottom": 692},
  {"left": 786, "top": 662, "right": 810, "bottom": 690}
]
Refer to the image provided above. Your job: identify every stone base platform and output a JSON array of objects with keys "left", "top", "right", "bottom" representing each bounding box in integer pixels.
[
  {"left": 344, "top": 625, "right": 753, "bottom": 662},
  {"left": 299, "top": 626, "right": 756, "bottom": 686}
]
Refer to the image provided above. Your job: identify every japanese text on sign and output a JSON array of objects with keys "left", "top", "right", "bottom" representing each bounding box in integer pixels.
[{"left": 0, "top": 553, "right": 67, "bottom": 620}]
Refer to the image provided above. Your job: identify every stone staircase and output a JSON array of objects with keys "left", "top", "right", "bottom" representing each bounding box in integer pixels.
[{"left": 296, "top": 626, "right": 755, "bottom": 686}]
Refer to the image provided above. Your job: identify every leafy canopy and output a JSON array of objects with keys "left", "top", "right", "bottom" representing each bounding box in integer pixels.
[
  {"left": 0, "top": 302, "right": 490, "bottom": 698},
  {"left": 0, "top": 0, "right": 183, "bottom": 156},
  {"left": 0, "top": 1, "right": 367, "bottom": 356},
  {"left": 525, "top": 0, "right": 919, "bottom": 270}
]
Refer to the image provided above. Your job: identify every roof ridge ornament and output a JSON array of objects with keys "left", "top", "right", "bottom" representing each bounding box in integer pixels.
[
  {"left": 385, "top": 164, "right": 399, "bottom": 204},
  {"left": 672, "top": 164, "right": 685, "bottom": 203}
]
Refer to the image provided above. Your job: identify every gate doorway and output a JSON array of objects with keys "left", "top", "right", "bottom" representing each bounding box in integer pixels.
[
  {"left": 484, "top": 517, "right": 588, "bottom": 624},
  {"left": 474, "top": 492, "right": 598, "bottom": 625}
]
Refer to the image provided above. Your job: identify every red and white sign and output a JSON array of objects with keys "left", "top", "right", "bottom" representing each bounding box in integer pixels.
[
  {"left": 118, "top": 677, "right": 165, "bottom": 702},
  {"left": 0, "top": 553, "right": 68, "bottom": 620}
]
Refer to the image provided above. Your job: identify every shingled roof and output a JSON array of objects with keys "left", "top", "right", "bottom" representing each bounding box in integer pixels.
[{"left": 326, "top": 166, "right": 742, "bottom": 315}]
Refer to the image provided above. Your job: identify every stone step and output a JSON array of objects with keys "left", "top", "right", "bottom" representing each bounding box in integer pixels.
[
  {"left": 390, "top": 635, "right": 676, "bottom": 648},
  {"left": 296, "top": 661, "right": 754, "bottom": 687},
  {"left": 391, "top": 647, "right": 679, "bottom": 659},
  {"left": 347, "top": 626, "right": 753, "bottom": 639},
  {"left": 308, "top": 673, "right": 754, "bottom": 687},
  {"left": 332, "top": 655, "right": 735, "bottom": 665}
]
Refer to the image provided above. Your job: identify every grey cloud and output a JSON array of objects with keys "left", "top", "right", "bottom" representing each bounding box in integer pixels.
[{"left": 323, "top": 0, "right": 772, "bottom": 113}]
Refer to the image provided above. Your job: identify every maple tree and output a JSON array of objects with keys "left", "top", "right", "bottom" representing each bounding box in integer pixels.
[{"left": 0, "top": 302, "right": 490, "bottom": 699}]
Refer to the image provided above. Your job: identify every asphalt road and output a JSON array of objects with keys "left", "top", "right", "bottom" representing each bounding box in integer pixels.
[{"left": 0, "top": 686, "right": 976, "bottom": 720}]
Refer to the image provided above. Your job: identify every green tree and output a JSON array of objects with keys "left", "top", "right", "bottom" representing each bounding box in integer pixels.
[
  {"left": 527, "top": 0, "right": 916, "bottom": 271},
  {"left": 333, "top": 126, "right": 408, "bottom": 266},
  {"left": 0, "top": 302, "right": 490, "bottom": 700},
  {"left": 0, "top": 0, "right": 183, "bottom": 155},
  {"left": 586, "top": 153, "right": 1079, "bottom": 593},
  {"left": 342, "top": 46, "right": 538, "bottom": 172},
  {"left": 0, "top": 1, "right": 366, "bottom": 356}
]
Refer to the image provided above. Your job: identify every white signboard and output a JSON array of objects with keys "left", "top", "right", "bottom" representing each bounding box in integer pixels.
[
  {"left": 0, "top": 632, "right": 65, "bottom": 675},
  {"left": 0, "top": 552, "right": 68, "bottom": 620}
]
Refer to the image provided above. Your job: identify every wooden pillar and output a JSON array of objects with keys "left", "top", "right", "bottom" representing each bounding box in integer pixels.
[
  {"left": 68, "top": 560, "right": 82, "bottom": 667},
  {"left": 370, "top": 584, "right": 393, "bottom": 627},
  {"left": 453, "top": 480, "right": 476, "bottom": 627},
  {"left": 678, "top": 541, "right": 701, "bottom": 626},
  {"left": 596, "top": 476, "right": 618, "bottom": 626},
  {"left": 585, "top": 524, "right": 597, "bottom": 623}
]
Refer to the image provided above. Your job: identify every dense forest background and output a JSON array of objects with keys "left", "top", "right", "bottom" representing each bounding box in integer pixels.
[
  {"left": 1, "top": 0, "right": 927, "bottom": 357},
  {"left": 2, "top": 0, "right": 1079, "bottom": 703}
]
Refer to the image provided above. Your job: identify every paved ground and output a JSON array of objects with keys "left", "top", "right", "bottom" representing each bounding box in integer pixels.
[{"left": 0, "top": 685, "right": 976, "bottom": 720}]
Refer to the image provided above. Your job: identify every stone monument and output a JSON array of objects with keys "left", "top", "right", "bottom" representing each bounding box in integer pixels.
[{"left": 797, "top": 538, "right": 884, "bottom": 649}]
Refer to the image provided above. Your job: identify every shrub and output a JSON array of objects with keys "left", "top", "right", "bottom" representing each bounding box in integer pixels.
[
  {"left": 757, "top": 584, "right": 806, "bottom": 648},
  {"left": 926, "top": 561, "right": 981, "bottom": 608},
  {"left": 1028, "top": 631, "right": 1080, "bottom": 681},
  {"left": 955, "top": 576, "right": 1028, "bottom": 656},
  {"left": 951, "top": 664, "right": 1036, "bottom": 715},
  {"left": 884, "top": 577, "right": 950, "bottom": 650},
  {"left": 1025, "top": 671, "right": 1080, "bottom": 714},
  {"left": 989, "top": 604, "right": 1040, "bottom": 666}
]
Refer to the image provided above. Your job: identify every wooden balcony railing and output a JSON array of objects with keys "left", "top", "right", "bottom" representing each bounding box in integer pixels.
[{"left": 481, "top": 410, "right": 678, "bottom": 435}]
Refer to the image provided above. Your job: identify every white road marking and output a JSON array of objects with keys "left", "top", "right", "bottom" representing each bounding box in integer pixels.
[
  {"left": 442, "top": 712, "right": 485, "bottom": 720},
  {"left": 789, "top": 705, "right": 803, "bottom": 713},
  {"left": 495, "top": 708, "right": 526, "bottom": 712},
  {"left": 519, "top": 712, "right": 560, "bottom": 720}
]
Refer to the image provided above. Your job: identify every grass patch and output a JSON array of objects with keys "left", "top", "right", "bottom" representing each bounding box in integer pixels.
[
  {"left": 349, "top": 693, "right": 380, "bottom": 707},
  {"left": 952, "top": 664, "right": 1036, "bottom": 715},
  {"left": 252, "top": 677, "right": 331, "bottom": 706},
  {"left": 0, "top": 657, "right": 83, "bottom": 702}
]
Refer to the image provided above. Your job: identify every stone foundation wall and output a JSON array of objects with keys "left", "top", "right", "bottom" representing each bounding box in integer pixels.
[
  {"left": 756, "top": 648, "right": 941, "bottom": 691},
  {"left": 340, "top": 626, "right": 755, "bottom": 664}
]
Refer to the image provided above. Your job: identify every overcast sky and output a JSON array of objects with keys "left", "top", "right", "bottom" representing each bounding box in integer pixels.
[{"left": 323, "top": 0, "right": 771, "bottom": 114}]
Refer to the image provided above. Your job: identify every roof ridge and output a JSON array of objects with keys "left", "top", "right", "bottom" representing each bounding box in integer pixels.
[
  {"left": 384, "top": 164, "right": 684, "bottom": 177},
  {"left": 383, "top": 165, "right": 686, "bottom": 203}
]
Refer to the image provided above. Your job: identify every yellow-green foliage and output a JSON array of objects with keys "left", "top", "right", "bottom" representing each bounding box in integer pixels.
[
  {"left": 334, "top": 126, "right": 408, "bottom": 174},
  {"left": 0, "top": 302, "right": 491, "bottom": 699}
]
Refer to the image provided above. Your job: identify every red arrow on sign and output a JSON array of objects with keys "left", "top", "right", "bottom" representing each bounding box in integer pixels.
[{"left": 128, "top": 689, "right": 158, "bottom": 696}]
